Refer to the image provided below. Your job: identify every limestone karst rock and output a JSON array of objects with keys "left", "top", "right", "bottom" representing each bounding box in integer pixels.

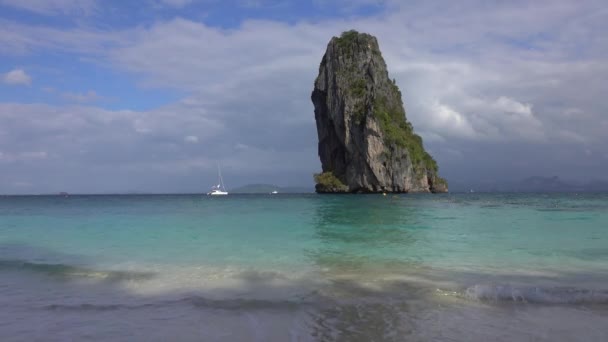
[{"left": 312, "top": 30, "right": 447, "bottom": 193}]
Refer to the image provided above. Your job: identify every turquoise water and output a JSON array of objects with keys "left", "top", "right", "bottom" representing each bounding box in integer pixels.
[{"left": 1, "top": 193, "right": 608, "bottom": 341}]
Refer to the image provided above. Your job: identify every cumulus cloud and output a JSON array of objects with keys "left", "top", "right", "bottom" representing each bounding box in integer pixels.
[
  {"left": 428, "top": 102, "right": 477, "bottom": 139},
  {"left": 0, "top": 100, "right": 316, "bottom": 193},
  {"left": 3, "top": 68, "right": 31, "bottom": 85}
]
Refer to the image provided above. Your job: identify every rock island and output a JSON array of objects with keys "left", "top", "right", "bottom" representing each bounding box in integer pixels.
[{"left": 312, "top": 30, "right": 448, "bottom": 193}]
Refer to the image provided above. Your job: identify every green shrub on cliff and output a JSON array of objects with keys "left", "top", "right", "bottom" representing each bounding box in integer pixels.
[
  {"left": 433, "top": 176, "right": 448, "bottom": 189},
  {"left": 373, "top": 92, "right": 438, "bottom": 173},
  {"left": 350, "top": 78, "right": 366, "bottom": 97},
  {"left": 314, "top": 172, "right": 348, "bottom": 191},
  {"left": 335, "top": 30, "right": 360, "bottom": 50}
]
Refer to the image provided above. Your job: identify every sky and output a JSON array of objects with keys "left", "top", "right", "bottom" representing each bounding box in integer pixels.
[{"left": 0, "top": 0, "right": 607, "bottom": 194}]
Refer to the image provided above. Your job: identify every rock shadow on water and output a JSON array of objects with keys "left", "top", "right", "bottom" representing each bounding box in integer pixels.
[{"left": 308, "top": 196, "right": 426, "bottom": 275}]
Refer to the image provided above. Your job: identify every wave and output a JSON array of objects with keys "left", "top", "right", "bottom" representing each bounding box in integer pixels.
[
  {"left": 0, "top": 259, "right": 155, "bottom": 281},
  {"left": 463, "top": 284, "right": 608, "bottom": 305}
]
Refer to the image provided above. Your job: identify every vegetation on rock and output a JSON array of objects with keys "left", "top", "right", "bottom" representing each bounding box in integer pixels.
[
  {"left": 314, "top": 172, "right": 348, "bottom": 192},
  {"left": 373, "top": 96, "right": 438, "bottom": 174},
  {"left": 334, "top": 30, "right": 440, "bottom": 174},
  {"left": 432, "top": 176, "right": 448, "bottom": 191},
  {"left": 335, "top": 30, "right": 360, "bottom": 52}
]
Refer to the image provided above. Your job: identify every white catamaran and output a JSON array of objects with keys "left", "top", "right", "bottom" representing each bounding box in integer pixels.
[{"left": 207, "top": 164, "right": 228, "bottom": 196}]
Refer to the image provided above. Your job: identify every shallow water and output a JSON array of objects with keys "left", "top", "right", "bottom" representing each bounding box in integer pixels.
[{"left": 1, "top": 193, "right": 607, "bottom": 341}]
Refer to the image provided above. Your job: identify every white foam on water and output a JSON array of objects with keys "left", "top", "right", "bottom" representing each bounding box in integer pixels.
[
  {"left": 111, "top": 263, "right": 327, "bottom": 301},
  {"left": 464, "top": 283, "right": 608, "bottom": 305}
]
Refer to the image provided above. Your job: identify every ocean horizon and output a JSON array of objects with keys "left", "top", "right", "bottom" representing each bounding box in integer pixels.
[{"left": 1, "top": 193, "right": 607, "bottom": 341}]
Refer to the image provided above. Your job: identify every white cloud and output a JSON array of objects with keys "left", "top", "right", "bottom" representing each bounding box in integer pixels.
[
  {"left": 12, "top": 181, "right": 32, "bottom": 187},
  {"left": 493, "top": 96, "right": 532, "bottom": 116},
  {"left": 0, "top": 101, "right": 223, "bottom": 166},
  {"left": 62, "top": 90, "right": 102, "bottom": 103},
  {"left": 0, "top": 151, "right": 48, "bottom": 163},
  {"left": 3, "top": 69, "right": 31, "bottom": 85},
  {"left": 0, "top": 0, "right": 97, "bottom": 15},
  {"left": 451, "top": 96, "right": 545, "bottom": 142},
  {"left": 184, "top": 135, "right": 199, "bottom": 143},
  {"left": 428, "top": 102, "right": 477, "bottom": 139},
  {"left": 0, "top": 20, "right": 129, "bottom": 56}
]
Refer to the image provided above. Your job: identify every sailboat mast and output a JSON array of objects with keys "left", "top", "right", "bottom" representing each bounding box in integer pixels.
[{"left": 218, "top": 163, "right": 226, "bottom": 191}]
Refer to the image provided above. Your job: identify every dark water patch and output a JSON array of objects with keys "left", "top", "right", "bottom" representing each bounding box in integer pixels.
[
  {"left": 184, "top": 296, "right": 310, "bottom": 311},
  {"left": 308, "top": 300, "right": 413, "bottom": 341},
  {"left": 45, "top": 296, "right": 315, "bottom": 313},
  {"left": 565, "top": 248, "right": 608, "bottom": 261},
  {"left": 524, "top": 247, "right": 608, "bottom": 261},
  {"left": 537, "top": 208, "right": 594, "bottom": 213},
  {"left": 432, "top": 216, "right": 459, "bottom": 220},
  {"left": 480, "top": 203, "right": 504, "bottom": 209},
  {"left": 0, "top": 259, "right": 155, "bottom": 282},
  {"left": 45, "top": 303, "right": 145, "bottom": 312}
]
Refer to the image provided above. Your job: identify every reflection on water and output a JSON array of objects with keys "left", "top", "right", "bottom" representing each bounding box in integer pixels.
[
  {"left": 303, "top": 195, "right": 430, "bottom": 340},
  {"left": 310, "top": 195, "right": 423, "bottom": 275}
]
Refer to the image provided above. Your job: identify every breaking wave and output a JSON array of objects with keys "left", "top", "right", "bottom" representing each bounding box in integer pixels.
[{"left": 463, "top": 284, "right": 608, "bottom": 305}]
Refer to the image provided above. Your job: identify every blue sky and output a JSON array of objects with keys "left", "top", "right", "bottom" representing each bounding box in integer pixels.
[{"left": 1, "top": 0, "right": 607, "bottom": 193}]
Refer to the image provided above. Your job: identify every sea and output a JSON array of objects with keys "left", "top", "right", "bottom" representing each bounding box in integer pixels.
[{"left": 0, "top": 193, "right": 607, "bottom": 341}]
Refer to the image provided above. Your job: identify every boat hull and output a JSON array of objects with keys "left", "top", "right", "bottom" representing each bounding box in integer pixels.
[{"left": 207, "top": 191, "right": 228, "bottom": 196}]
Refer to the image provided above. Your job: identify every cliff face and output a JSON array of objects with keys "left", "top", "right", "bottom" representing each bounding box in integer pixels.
[{"left": 312, "top": 30, "right": 447, "bottom": 193}]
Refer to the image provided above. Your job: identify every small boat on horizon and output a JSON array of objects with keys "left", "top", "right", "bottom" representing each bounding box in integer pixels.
[
  {"left": 270, "top": 190, "right": 278, "bottom": 194},
  {"left": 207, "top": 164, "right": 228, "bottom": 196}
]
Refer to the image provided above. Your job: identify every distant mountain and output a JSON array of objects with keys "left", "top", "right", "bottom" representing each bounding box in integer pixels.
[
  {"left": 585, "top": 179, "right": 608, "bottom": 192},
  {"left": 230, "top": 184, "right": 278, "bottom": 193},
  {"left": 230, "top": 184, "right": 314, "bottom": 194},
  {"left": 280, "top": 186, "right": 315, "bottom": 194},
  {"left": 449, "top": 176, "right": 608, "bottom": 193}
]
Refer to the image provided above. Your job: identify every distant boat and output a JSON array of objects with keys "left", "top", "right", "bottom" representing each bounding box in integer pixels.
[
  {"left": 270, "top": 190, "right": 278, "bottom": 194},
  {"left": 207, "top": 164, "right": 228, "bottom": 196}
]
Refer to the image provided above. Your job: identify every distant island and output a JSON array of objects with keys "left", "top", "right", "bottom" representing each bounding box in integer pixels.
[
  {"left": 312, "top": 30, "right": 447, "bottom": 193},
  {"left": 230, "top": 184, "right": 313, "bottom": 194},
  {"left": 449, "top": 176, "right": 608, "bottom": 193}
]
